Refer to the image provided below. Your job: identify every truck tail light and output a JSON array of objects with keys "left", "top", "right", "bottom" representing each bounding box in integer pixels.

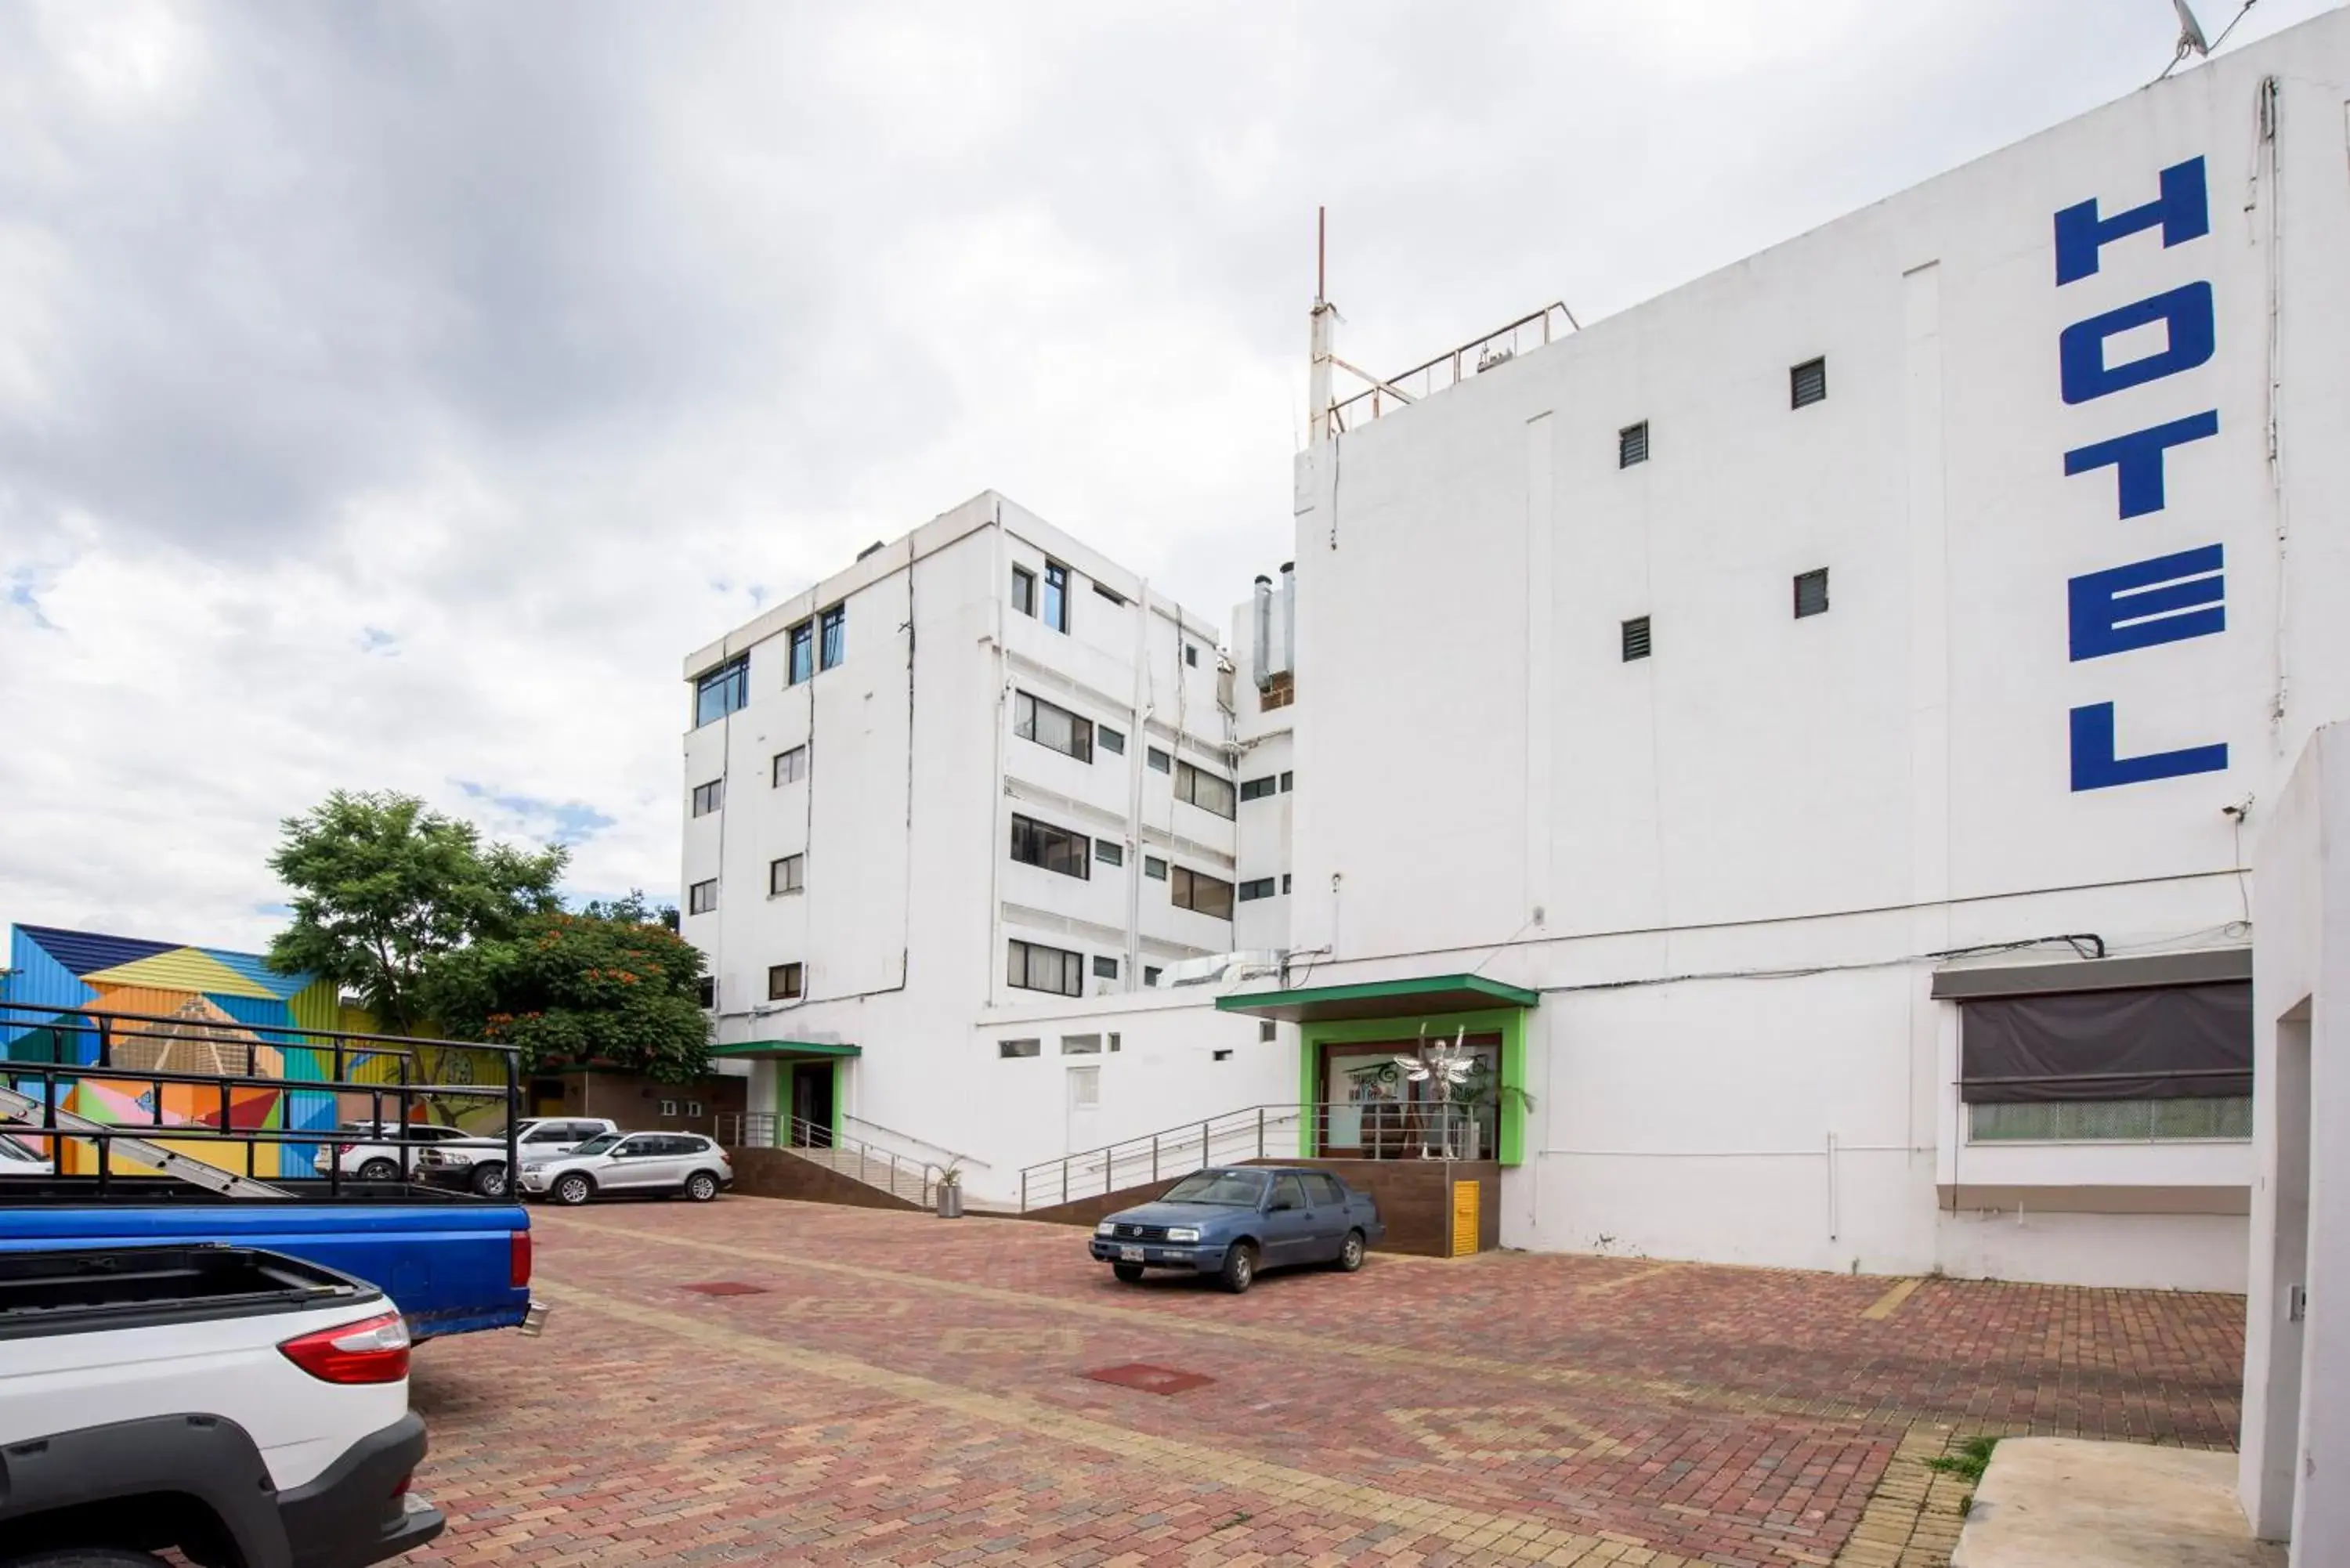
[
  {"left": 509, "top": 1229, "right": 532, "bottom": 1288},
  {"left": 279, "top": 1311, "right": 411, "bottom": 1384}
]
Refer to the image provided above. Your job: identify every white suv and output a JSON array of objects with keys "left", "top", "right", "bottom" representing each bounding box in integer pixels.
[
  {"left": 519, "top": 1133, "right": 734, "bottom": 1205},
  {"left": 333, "top": 1122, "right": 475, "bottom": 1183}
]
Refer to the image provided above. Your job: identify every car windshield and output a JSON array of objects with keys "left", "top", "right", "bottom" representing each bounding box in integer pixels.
[
  {"left": 570, "top": 1135, "right": 623, "bottom": 1156},
  {"left": 1159, "top": 1170, "right": 1269, "bottom": 1206}
]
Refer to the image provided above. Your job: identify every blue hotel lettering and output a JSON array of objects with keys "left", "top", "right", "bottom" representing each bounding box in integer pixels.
[{"left": 2055, "top": 157, "right": 2229, "bottom": 793}]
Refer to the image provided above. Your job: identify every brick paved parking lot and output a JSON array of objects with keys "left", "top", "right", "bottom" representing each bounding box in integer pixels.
[{"left": 407, "top": 1199, "right": 2245, "bottom": 1568}]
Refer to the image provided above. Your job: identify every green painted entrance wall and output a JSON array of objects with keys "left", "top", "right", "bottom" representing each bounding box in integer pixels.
[{"left": 1297, "top": 1007, "right": 1528, "bottom": 1165}]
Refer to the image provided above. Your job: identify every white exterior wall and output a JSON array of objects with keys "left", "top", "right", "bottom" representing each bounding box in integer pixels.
[
  {"left": 1274, "top": 15, "right": 2350, "bottom": 1288},
  {"left": 682, "top": 493, "right": 1274, "bottom": 1195},
  {"left": 1230, "top": 577, "right": 1298, "bottom": 954}
]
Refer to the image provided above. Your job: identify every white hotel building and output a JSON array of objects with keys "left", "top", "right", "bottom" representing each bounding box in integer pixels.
[{"left": 685, "top": 9, "right": 2350, "bottom": 1292}]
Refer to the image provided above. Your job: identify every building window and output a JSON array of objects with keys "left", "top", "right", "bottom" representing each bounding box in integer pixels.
[
  {"left": 1061, "top": 1033, "right": 1103, "bottom": 1055},
  {"left": 999, "top": 1038, "right": 1041, "bottom": 1059},
  {"left": 1013, "top": 691, "right": 1093, "bottom": 762},
  {"left": 660, "top": 1099, "right": 678, "bottom": 1117},
  {"left": 1794, "top": 568, "right": 1830, "bottom": 619},
  {"left": 1176, "top": 761, "right": 1236, "bottom": 819},
  {"left": 688, "top": 879, "right": 718, "bottom": 915},
  {"left": 772, "top": 745, "right": 808, "bottom": 786},
  {"left": 1259, "top": 1020, "right": 1277, "bottom": 1043},
  {"left": 695, "top": 656, "right": 749, "bottom": 726},
  {"left": 1011, "top": 565, "right": 1036, "bottom": 617},
  {"left": 1184, "top": 643, "right": 1200, "bottom": 668},
  {"left": 1239, "top": 775, "right": 1278, "bottom": 802},
  {"left": 1171, "top": 866, "right": 1235, "bottom": 919},
  {"left": 1237, "top": 877, "right": 1277, "bottom": 902},
  {"left": 687, "top": 1100, "right": 703, "bottom": 1117},
  {"left": 1213, "top": 1049, "right": 1234, "bottom": 1062},
  {"left": 1969, "top": 1097, "right": 2252, "bottom": 1142},
  {"left": 1108, "top": 1032, "right": 1121, "bottom": 1053},
  {"left": 818, "top": 605, "right": 846, "bottom": 670},
  {"left": 1281, "top": 873, "right": 1292, "bottom": 894},
  {"left": 1042, "top": 562, "right": 1069, "bottom": 633},
  {"left": 1092, "top": 955, "right": 1119, "bottom": 980},
  {"left": 1144, "top": 856, "right": 1167, "bottom": 880},
  {"left": 1144, "top": 966, "right": 1162, "bottom": 985},
  {"left": 1622, "top": 616, "right": 1652, "bottom": 662},
  {"left": 768, "top": 962, "right": 804, "bottom": 1000},
  {"left": 1008, "top": 938, "right": 1083, "bottom": 997},
  {"left": 788, "top": 622, "right": 813, "bottom": 685},
  {"left": 1146, "top": 746, "right": 1172, "bottom": 774},
  {"left": 1097, "top": 725, "right": 1126, "bottom": 755},
  {"left": 1280, "top": 771, "right": 1294, "bottom": 792},
  {"left": 1619, "top": 421, "right": 1650, "bottom": 468},
  {"left": 1791, "top": 356, "right": 1828, "bottom": 409},
  {"left": 769, "top": 854, "right": 804, "bottom": 896},
  {"left": 696, "top": 976, "right": 716, "bottom": 1009},
  {"left": 1093, "top": 581, "right": 1126, "bottom": 605},
  {"left": 691, "top": 779, "right": 725, "bottom": 817},
  {"left": 1010, "top": 813, "right": 1090, "bottom": 880},
  {"left": 1094, "top": 839, "right": 1124, "bottom": 868}
]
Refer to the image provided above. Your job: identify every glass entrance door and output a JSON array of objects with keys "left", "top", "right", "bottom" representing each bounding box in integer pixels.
[{"left": 1318, "top": 1035, "right": 1503, "bottom": 1159}]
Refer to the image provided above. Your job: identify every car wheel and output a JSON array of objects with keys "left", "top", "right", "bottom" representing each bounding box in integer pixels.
[
  {"left": 553, "top": 1172, "right": 594, "bottom": 1206},
  {"left": 471, "top": 1162, "right": 511, "bottom": 1198},
  {"left": 356, "top": 1158, "right": 401, "bottom": 1183},
  {"left": 1335, "top": 1230, "right": 1367, "bottom": 1272},
  {"left": 1218, "top": 1241, "right": 1258, "bottom": 1295},
  {"left": 1112, "top": 1263, "right": 1145, "bottom": 1284},
  {"left": 684, "top": 1171, "right": 720, "bottom": 1203}
]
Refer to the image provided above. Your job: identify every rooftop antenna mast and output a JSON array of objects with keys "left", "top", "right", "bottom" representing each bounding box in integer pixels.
[
  {"left": 2158, "top": 0, "right": 2257, "bottom": 81},
  {"left": 1308, "top": 207, "right": 1336, "bottom": 443}
]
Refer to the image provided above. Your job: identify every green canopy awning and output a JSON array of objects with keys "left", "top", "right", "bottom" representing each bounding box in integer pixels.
[
  {"left": 1214, "top": 974, "right": 1538, "bottom": 1025},
  {"left": 710, "top": 1039, "right": 862, "bottom": 1060}
]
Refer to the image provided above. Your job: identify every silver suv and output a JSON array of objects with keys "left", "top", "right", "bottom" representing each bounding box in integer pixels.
[{"left": 519, "top": 1132, "right": 734, "bottom": 1205}]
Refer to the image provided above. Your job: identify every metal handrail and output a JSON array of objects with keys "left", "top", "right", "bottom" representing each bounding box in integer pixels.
[
  {"left": 1326, "top": 303, "right": 1576, "bottom": 431},
  {"left": 841, "top": 1114, "right": 989, "bottom": 1171},
  {"left": 715, "top": 1110, "right": 945, "bottom": 1206},
  {"left": 1015, "top": 1101, "right": 1490, "bottom": 1212}
]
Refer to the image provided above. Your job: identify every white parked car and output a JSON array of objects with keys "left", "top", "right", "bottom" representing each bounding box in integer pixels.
[
  {"left": 332, "top": 1122, "right": 475, "bottom": 1183},
  {"left": 518, "top": 1132, "right": 734, "bottom": 1205},
  {"left": 416, "top": 1117, "right": 619, "bottom": 1198}
]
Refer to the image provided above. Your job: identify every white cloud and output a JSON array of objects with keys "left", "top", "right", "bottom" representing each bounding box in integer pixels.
[{"left": 0, "top": 0, "right": 2335, "bottom": 948}]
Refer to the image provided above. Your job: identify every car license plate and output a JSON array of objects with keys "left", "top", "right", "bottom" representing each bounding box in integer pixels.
[{"left": 1119, "top": 1245, "right": 1145, "bottom": 1263}]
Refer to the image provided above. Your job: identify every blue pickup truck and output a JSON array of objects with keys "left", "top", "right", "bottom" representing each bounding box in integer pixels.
[{"left": 1, "top": 1006, "right": 542, "bottom": 1341}]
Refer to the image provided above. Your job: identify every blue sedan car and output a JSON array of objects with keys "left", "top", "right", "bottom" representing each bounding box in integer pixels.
[{"left": 1089, "top": 1165, "right": 1385, "bottom": 1292}]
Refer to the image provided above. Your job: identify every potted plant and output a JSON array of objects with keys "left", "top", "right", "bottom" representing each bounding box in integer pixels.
[{"left": 935, "top": 1162, "right": 964, "bottom": 1219}]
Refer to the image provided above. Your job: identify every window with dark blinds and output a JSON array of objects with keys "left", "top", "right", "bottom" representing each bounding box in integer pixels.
[
  {"left": 1791, "top": 357, "right": 1828, "bottom": 408},
  {"left": 1618, "top": 421, "right": 1649, "bottom": 468},
  {"left": 1622, "top": 616, "right": 1652, "bottom": 662},
  {"left": 1794, "top": 569, "right": 1830, "bottom": 619}
]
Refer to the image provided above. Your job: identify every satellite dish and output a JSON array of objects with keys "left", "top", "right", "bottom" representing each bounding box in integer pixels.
[{"left": 2173, "top": 0, "right": 2211, "bottom": 57}]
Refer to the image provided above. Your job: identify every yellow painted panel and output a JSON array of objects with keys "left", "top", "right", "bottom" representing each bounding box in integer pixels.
[
  {"left": 80, "top": 948, "right": 276, "bottom": 1000},
  {"left": 1451, "top": 1179, "right": 1480, "bottom": 1257},
  {"left": 287, "top": 980, "right": 343, "bottom": 1035}
]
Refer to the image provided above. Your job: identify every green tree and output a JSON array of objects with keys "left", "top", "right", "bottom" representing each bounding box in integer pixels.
[
  {"left": 266, "top": 789, "right": 568, "bottom": 1032},
  {"left": 418, "top": 896, "right": 710, "bottom": 1084}
]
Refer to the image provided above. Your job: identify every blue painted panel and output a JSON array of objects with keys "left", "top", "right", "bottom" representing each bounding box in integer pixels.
[
  {"left": 3, "top": 929, "right": 96, "bottom": 1049},
  {"left": 204, "top": 948, "right": 311, "bottom": 1000},
  {"left": 11, "top": 925, "right": 176, "bottom": 978}
]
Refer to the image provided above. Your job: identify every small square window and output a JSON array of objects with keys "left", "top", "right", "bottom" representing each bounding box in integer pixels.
[
  {"left": 1279, "top": 771, "right": 1293, "bottom": 793},
  {"left": 1281, "top": 873, "right": 1292, "bottom": 894},
  {"left": 1108, "top": 1032, "right": 1121, "bottom": 1053},
  {"left": 1146, "top": 747, "right": 1172, "bottom": 774},
  {"left": 1144, "top": 855, "right": 1167, "bottom": 880},
  {"left": 1092, "top": 955, "right": 1119, "bottom": 979},
  {"left": 1184, "top": 644, "right": 1200, "bottom": 668},
  {"left": 690, "top": 779, "right": 725, "bottom": 817},
  {"left": 686, "top": 1100, "right": 703, "bottom": 1117},
  {"left": 1794, "top": 568, "right": 1830, "bottom": 619},
  {"left": 1618, "top": 421, "right": 1649, "bottom": 468},
  {"left": 769, "top": 854, "right": 804, "bottom": 896},
  {"left": 1791, "top": 356, "right": 1828, "bottom": 409},
  {"left": 696, "top": 976, "right": 716, "bottom": 1009},
  {"left": 689, "top": 879, "right": 719, "bottom": 915},
  {"left": 768, "top": 962, "right": 804, "bottom": 1001},
  {"left": 1095, "top": 838, "right": 1124, "bottom": 868},
  {"left": 1010, "top": 566, "right": 1036, "bottom": 617},
  {"left": 1098, "top": 725, "right": 1126, "bottom": 755},
  {"left": 1061, "top": 1033, "right": 1103, "bottom": 1055},
  {"left": 1144, "top": 966, "right": 1162, "bottom": 985},
  {"left": 1238, "top": 877, "right": 1277, "bottom": 902},
  {"left": 1622, "top": 616, "right": 1652, "bottom": 663},
  {"left": 1259, "top": 1020, "right": 1277, "bottom": 1043},
  {"left": 999, "top": 1038, "right": 1041, "bottom": 1059},
  {"left": 660, "top": 1098, "right": 678, "bottom": 1117},
  {"left": 1240, "top": 775, "right": 1277, "bottom": 802},
  {"left": 772, "top": 745, "right": 808, "bottom": 786},
  {"left": 1093, "top": 581, "right": 1127, "bottom": 605}
]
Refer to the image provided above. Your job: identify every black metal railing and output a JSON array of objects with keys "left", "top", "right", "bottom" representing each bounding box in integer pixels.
[{"left": 0, "top": 999, "right": 522, "bottom": 1198}]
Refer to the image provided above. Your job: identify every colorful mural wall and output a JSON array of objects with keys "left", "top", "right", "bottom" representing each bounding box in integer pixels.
[{"left": 2, "top": 923, "right": 399, "bottom": 1179}]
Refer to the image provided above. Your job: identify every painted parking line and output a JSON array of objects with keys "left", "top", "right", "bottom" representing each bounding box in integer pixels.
[
  {"left": 1862, "top": 1278, "right": 1923, "bottom": 1321},
  {"left": 532, "top": 1277, "right": 1686, "bottom": 1568}
]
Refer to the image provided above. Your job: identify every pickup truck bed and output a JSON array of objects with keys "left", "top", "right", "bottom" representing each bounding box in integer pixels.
[{"left": 0, "top": 1181, "right": 533, "bottom": 1339}]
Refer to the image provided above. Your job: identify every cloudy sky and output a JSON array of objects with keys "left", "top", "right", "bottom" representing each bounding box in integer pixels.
[{"left": 0, "top": 0, "right": 2328, "bottom": 950}]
